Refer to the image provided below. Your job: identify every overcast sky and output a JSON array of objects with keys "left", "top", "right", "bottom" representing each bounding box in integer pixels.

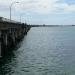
[{"left": 0, "top": 0, "right": 75, "bottom": 25}]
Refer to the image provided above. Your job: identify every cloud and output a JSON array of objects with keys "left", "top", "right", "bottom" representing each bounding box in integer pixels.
[
  {"left": 15, "top": 0, "right": 75, "bottom": 14},
  {"left": 55, "top": 0, "right": 75, "bottom": 12},
  {"left": 1, "top": 0, "right": 75, "bottom": 14},
  {"left": 12, "top": 0, "right": 60, "bottom": 14},
  {"left": 0, "top": 0, "right": 75, "bottom": 24},
  {"left": 64, "top": 4, "right": 75, "bottom": 12}
]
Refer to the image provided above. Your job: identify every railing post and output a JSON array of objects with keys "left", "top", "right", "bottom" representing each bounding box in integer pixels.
[
  {"left": 5, "top": 34, "right": 8, "bottom": 46},
  {"left": 0, "top": 42, "right": 2, "bottom": 57}
]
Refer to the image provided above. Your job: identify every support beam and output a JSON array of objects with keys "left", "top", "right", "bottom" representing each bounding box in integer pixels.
[
  {"left": 0, "top": 42, "right": 2, "bottom": 58},
  {"left": 12, "top": 32, "right": 16, "bottom": 44},
  {"left": 5, "top": 34, "right": 8, "bottom": 46}
]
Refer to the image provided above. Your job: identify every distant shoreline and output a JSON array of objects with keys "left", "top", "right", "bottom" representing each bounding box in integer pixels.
[{"left": 30, "top": 25, "right": 75, "bottom": 27}]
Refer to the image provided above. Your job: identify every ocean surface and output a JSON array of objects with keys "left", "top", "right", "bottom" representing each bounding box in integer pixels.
[{"left": 0, "top": 26, "right": 75, "bottom": 75}]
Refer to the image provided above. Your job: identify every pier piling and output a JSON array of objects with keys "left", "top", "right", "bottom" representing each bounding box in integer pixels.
[{"left": 0, "top": 20, "right": 31, "bottom": 58}]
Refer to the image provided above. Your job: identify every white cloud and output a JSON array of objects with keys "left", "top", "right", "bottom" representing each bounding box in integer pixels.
[
  {"left": 1, "top": 0, "right": 75, "bottom": 15},
  {"left": 15, "top": 0, "right": 75, "bottom": 14},
  {"left": 0, "top": 0, "right": 75, "bottom": 24},
  {"left": 0, "top": 0, "right": 75, "bottom": 14},
  {"left": 14, "top": 0, "right": 60, "bottom": 14},
  {"left": 64, "top": 4, "right": 75, "bottom": 12}
]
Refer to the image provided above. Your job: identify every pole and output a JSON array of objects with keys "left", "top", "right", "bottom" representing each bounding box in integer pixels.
[
  {"left": 10, "top": 2, "right": 19, "bottom": 22},
  {"left": 10, "top": 6, "right": 11, "bottom": 22},
  {"left": 20, "top": 15, "right": 22, "bottom": 23}
]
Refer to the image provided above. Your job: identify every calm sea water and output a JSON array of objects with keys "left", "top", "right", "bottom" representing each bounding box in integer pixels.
[{"left": 0, "top": 26, "right": 75, "bottom": 75}]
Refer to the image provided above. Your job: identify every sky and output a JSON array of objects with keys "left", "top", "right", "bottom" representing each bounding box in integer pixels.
[{"left": 0, "top": 0, "right": 75, "bottom": 25}]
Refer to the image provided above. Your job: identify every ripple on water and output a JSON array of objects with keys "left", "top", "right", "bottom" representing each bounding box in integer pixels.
[{"left": 1, "top": 27, "right": 75, "bottom": 75}]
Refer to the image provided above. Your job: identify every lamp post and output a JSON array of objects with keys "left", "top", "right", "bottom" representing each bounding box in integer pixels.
[
  {"left": 10, "top": 2, "right": 19, "bottom": 22},
  {"left": 20, "top": 14, "right": 22, "bottom": 23}
]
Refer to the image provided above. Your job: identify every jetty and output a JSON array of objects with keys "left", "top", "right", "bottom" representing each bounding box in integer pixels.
[{"left": 0, "top": 17, "right": 31, "bottom": 57}]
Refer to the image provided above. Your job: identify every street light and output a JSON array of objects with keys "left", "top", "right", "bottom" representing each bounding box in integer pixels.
[
  {"left": 20, "top": 14, "right": 22, "bottom": 23},
  {"left": 10, "top": 2, "right": 19, "bottom": 22}
]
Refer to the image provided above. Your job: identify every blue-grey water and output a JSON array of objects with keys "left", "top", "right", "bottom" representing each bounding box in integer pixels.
[{"left": 0, "top": 26, "right": 75, "bottom": 75}]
